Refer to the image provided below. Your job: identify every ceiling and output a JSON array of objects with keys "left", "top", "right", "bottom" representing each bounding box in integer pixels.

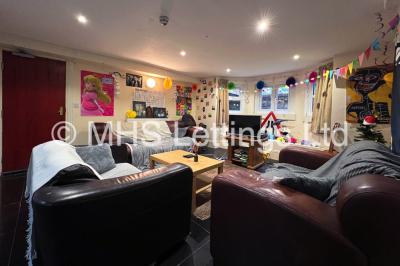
[{"left": 0, "top": 0, "right": 398, "bottom": 78}]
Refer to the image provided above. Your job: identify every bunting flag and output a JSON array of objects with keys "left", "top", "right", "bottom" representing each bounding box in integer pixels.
[
  {"left": 344, "top": 65, "right": 349, "bottom": 79},
  {"left": 372, "top": 38, "right": 381, "bottom": 50},
  {"left": 388, "top": 14, "right": 399, "bottom": 33},
  {"left": 359, "top": 53, "right": 364, "bottom": 67},
  {"left": 353, "top": 59, "right": 358, "bottom": 71},
  {"left": 336, "top": 68, "right": 340, "bottom": 79},
  {"left": 340, "top": 67, "right": 344, "bottom": 78},
  {"left": 365, "top": 46, "right": 372, "bottom": 60},
  {"left": 391, "top": 30, "right": 400, "bottom": 154},
  {"left": 348, "top": 62, "right": 353, "bottom": 74},
  {"left": 323, "top": 70, "right": 326, "bottom": 77},
  {"left": 329, "top": 70, "right": 333, "bottom": 80}
]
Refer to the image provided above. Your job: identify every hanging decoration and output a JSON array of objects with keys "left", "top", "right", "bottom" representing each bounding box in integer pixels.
[
  {"left": 228, "top": 82, "right": 235, "bottom": 90},
  {"left": 110, "top": 72, "right": 125, "bottom": 98},
  {"left": 192, "top": 84, "right": 197, "bottom": 91},
  {"left": 308, "top": 72, "right": 318, "bottom": 83},
  {"left": 163, "top": 78, "right": 172, "bottom": 89},
  {"left": 286, "top": 77, "right": 296, "bottom": 87},
  {"left": 256, "top": 80, "right": 265, "bottom": 90}
]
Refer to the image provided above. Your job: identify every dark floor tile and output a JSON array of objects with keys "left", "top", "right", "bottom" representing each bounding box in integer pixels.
[
  {"left": 156, "top": 220, "right": 209, "bottom": 266},
  {"left": 0, "top": 177, "right": 25, "bottom": 206},
  {"left": 0, "top": 231, "right": 14, "bottom": 266},
  {"left": 191, "top": 216, "right": 210, "bottom": 233},
  {"left": 16, "top": 207, "right": 29, "bottom": 232},
  {"left": 9, "top": 229, "right": 28, "bottom": 266},
  {"left": 179, "top": 241, "right": 213, "bottom": 266},
  {"left": 0, "top": 203, "right": 19, "bottom": 236}
]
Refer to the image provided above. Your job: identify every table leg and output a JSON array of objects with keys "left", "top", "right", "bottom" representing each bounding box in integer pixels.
[
  {"left": 218, "top": 165, "right": 223, "bottom": 175},
  {"left": 150, "top": 158, "right": 155, "bottom": 170},
  {"left": 191, "top": 176, "right": 196, "bottom": 213}
]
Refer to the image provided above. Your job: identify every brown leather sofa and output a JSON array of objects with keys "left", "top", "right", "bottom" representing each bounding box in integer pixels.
[
  {"left": 90, "top": 121, "right": 206, "bottom": 145},
  {"left": 32, "top": 144, "right": 193, "bottom": 266},
  {"left": 210, "top": 146, "right": 400, "bottom": 266}
]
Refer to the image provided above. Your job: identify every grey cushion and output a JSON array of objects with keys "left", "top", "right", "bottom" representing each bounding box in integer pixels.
[
  {"left": 76, "top": 144, "right": 116, "bottom": 174},
  {"left": 173, "top": 127, "right": 189, "bottom": 138},
  {"left": 278, "top": 176, "right": 335, "bottom": 201}
]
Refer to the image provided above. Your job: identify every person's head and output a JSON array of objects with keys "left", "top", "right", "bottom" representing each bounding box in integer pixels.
[
  {"left": 349, "top": 68, "right": 387, "bottom": 95},
  {"left": 83, "top": 75, "right": 111, "bottom": 105}
]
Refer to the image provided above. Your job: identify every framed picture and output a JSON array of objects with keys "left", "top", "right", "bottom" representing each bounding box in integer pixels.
[
  {"left": 133, "top": 101, "right": 146, "bottom": 118},
  {"left": 153, "top": 107, "right": 167, "bottom": 118},
  {"left": 126, "top": 73, "right": 143, "bottom": 87}
]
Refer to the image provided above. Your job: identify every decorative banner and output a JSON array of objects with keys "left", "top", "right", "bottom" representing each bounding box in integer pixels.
[
  {"left": 353, "top": 59, "right": 358, "bottom": 71},
  {"left": 348, "top": 62, "right": 353, "bottom": 74},
  {"left": 329, "top": 70, "right": 333, "bottom": 80},
  {"left": 81, "top": 71, "right": 114, "bottom": 116},
  {"left": 359, "top": 53, "right": 364, "bottom": 66},
  {"left": 340, "top": 68, "right": 344, "bottom": 78},
  {"left": 346, "top": 64, "right": 393, "bottom": 124},
  {"left": 344, "top": 65, "right": 349, "bottom": 78},
  {"left": 336, "top": 68, "right": 340, "bottom": 79},
  {"left": 365, "top": 46, "right": 372, "bottom": 59},
  {"left": 372, "top": 38, "right": 381, "bottom": 50}
]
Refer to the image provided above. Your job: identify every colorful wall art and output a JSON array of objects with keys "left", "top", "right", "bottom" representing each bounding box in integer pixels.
[
  {"left": 176, "top": 85, "right": 192, "bottom": 116},
  {"left": 346, "top": 64, "right": 393, "bottom": 124},
  {"left": 81, "top": 70, "right": 114, "bottom": 116}
]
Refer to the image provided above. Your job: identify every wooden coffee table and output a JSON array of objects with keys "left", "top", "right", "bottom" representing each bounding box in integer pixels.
[{"left": 150, "top": 150, "right": 223, "bottom": 213}]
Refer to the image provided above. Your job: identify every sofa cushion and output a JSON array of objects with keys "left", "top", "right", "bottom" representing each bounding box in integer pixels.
[
  {"left": 76, "top": 144, "right": 116, "bottom": 174},
  {"left": 100, "top": 163, "right": 142, "bottom": 179}
]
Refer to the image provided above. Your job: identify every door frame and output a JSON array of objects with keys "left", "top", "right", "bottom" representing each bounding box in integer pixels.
[{"left": 0, "top": 48, "right": 74, "bottom": 174}]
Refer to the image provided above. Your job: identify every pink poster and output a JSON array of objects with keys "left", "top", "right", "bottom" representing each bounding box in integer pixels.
[{"left": 81, "top": 70, "right": 114, "bottom": 116}]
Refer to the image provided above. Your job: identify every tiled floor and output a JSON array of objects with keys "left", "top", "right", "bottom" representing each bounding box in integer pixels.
[{"left": 0, "top": 146, "right": 272, "bottom": 266}]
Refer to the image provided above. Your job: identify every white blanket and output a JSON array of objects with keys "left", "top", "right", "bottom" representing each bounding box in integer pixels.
[
  {"left": 24, "top": 140, "right": 101, "bottom": 266},
  {"left": 112, "top": 121, "right": 172, "bottom": 142}
]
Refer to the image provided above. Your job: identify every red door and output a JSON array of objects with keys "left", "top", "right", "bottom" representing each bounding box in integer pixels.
[{"left": 2, "top": 51, "right": 66, "bottom": 173}]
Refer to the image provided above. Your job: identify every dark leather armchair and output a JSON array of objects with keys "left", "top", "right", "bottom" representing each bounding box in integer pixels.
[
  {"left": 210, "top": 146, "right": 400, "bottom": 266},
  {"left": 32, "top": 144, "right": 193, "bottom": 266}
]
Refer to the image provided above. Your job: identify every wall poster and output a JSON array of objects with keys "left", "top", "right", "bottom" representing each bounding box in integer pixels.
[
  {"left": 346, "top": 64, "right": 393, "bottom": 124},
  {"left": 81, "top": 71, "right": 114, "bottom": 116},
  {"left": 176, "top": 85, "right": 192, "bottom": 116}
]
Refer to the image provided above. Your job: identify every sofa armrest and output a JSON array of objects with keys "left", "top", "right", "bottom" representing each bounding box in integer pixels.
[
  {"left": 336, "top": 174, "right": 400, "bottom": 266},
  {"left": 210, "top": 170, "right": 367, "bottom": 266},
  {"left": 279, "top": 146, "right": 336, "bottom": 170},
  {"left": 33, "top": 163, "right": 193, "bottom": 266}
]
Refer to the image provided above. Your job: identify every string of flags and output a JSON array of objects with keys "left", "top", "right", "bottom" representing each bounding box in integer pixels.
[{"left": 215, "top": 13, "right": 399, "bottom": 94}]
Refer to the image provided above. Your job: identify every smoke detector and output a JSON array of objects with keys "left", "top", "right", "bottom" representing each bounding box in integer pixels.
[{"left": 160, "top": 16, "right": 169, "bottom": 26}]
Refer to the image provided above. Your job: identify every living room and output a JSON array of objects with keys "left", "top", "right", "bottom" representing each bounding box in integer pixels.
[{"left": 1, "top": 0, "right": 400, "bottom": 265}]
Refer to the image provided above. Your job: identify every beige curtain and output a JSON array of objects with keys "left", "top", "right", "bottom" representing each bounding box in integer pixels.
[
  {"left": 216, "top": 79, "right": 229, "bottom": 126},
  {"left": 310, "top": 62, "right": 334, "bottom": 133}
]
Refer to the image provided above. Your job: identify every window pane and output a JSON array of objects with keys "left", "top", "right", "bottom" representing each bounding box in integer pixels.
[
  {"left": 276, "top": 87, "right": 289, "bottom": 110},
  {"left": 229, "top": 90, "right": 240, "bottom": 97},
  {"left": 229, "top": 100, "right": 241, "bottom": 111},
  {"left": 313, "top": 83, "right": 316, "bottom": 95},
  {"left": 261, "top": 88, "right": 272, "bottom": 110}
]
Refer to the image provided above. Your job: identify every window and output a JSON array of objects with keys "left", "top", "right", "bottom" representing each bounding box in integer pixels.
[
  {"left": 229, "top": 84, "right": 244, "bottom": 113},
  {"left": 255, "top": 86, "right": 292, "bottom": 114},
  {"left": 304, "top": 82, "right": 317, "bottom": 117}
]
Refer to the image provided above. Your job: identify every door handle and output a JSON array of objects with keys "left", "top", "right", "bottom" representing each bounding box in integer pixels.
[{"left": 57, "top": 107, "right": 64, "bottom": 116}]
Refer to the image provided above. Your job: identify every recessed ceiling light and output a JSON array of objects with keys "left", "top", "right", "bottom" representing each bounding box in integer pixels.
[
  {"left": 227, "top": 69, "right": 231, "bottom": 72},
  {"left": 181, "top": 51, "right": 186, "bottom": 56},
  {"left": 259, "top": 22, "right": 268, "bottom": 30},
  {"left": 78, "top": 16, "right": 87, "bottom": 23},
  {"left": 294, "top": 55, "right": 299, "bottom": 59}
]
